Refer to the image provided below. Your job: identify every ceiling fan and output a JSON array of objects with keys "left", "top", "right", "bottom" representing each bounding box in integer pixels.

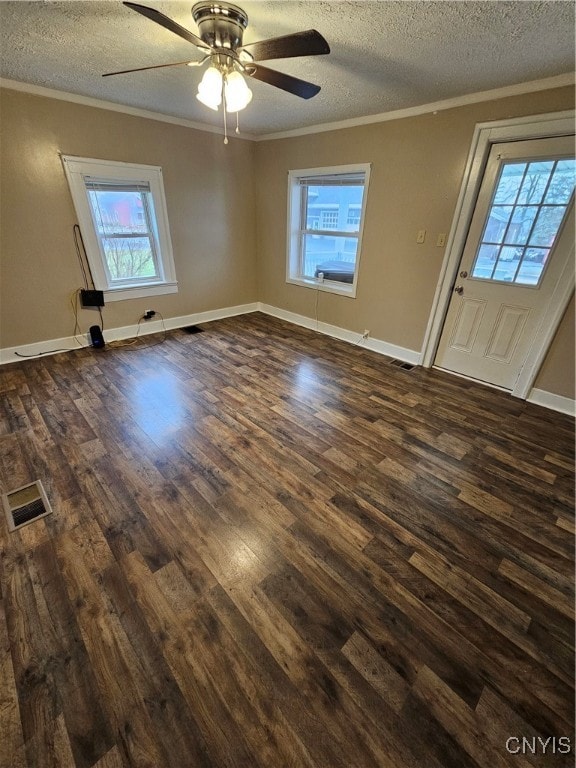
[{"left": 103, "top": 1, "right": 330, "bottom": 107}]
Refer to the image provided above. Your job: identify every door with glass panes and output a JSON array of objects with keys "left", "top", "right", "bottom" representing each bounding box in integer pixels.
[{"left": 435, "top": 136, "right": 575, "bottom": 390}]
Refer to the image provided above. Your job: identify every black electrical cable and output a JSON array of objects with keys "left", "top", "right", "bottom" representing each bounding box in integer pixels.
[
  {"left": 15, "top": 308, "right": 168, "bottom": 359},
  {"left": 14, "top": 348, "right": 73, "bottom": 358},
  {"left": 108, "top": 311, "right": 168, "bottom": 350},
  {"left": 73, "top": 225, "right": 90, "bottom": 290},
  {"left": 14, "top": 290, "right": 89, "bottom": 358},
  {"left": 73, "top": 224, "right": 105, "bottom": 334}
]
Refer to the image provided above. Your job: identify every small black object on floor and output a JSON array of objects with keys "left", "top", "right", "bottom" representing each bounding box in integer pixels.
[{"left": 182, "top": 325, "right": 205, "bottom": 334}]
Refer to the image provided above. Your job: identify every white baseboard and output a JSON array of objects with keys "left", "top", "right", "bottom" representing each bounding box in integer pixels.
[
  {"left": 1, "top": 298, "right": 419, "bottom": 365},
  {"left": 3, "top": 303, "right": 573, "bottom": 419},
  {"left": 257, "top": 302, "right": 421, "bottom": 365},
  {"left": 0, "top": 303, "right": 259, "bottom": 365},
  {"left": 527, "top": 388, "right": 576, "bottom": 417}
]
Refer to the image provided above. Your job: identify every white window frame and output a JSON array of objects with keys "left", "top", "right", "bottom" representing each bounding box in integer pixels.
[
  {"left": 286, "top": 164, "right": 371, "bottom": 298},
  {"left": 62, "top": 155, "right": 177, "bottom": 302}
]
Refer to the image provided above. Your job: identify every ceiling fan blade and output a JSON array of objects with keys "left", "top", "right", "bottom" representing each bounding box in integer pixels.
[
  {"left": 103, "top": 59, "right": 198, "bottom": 77},
  {"left": 248, "top": 65, "right": 321, "bottom": 99},
  {"left": 123, "top": 2, "right": 210, "bottom": 50},
  {"left": 241, "top": 29, "right": 330, "bottom": 61}
]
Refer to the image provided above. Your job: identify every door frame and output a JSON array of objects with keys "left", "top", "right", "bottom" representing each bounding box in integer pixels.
[{"left": 420, "top": 110, "right": 575, "bottom": 399}]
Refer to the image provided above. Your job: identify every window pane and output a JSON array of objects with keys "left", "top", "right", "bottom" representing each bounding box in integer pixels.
[
  {"left": 493, "top": 163, "right": 525, "bottom": 204},
  {"left": 101, "top": 236, "right": 158, "bottom": 280},
  {"left": 515, "top": 248, "right": 549, "bottom": 285},
  {"left": 516, "top": 161, "right": 554, "bottom": 204},
  {"left": 529, "top": 206, "right": 567, "bottom": 247},
  {"left": 472, "top": 156, "right": 574, "bottom": 288},
  {"left": 493, "top": 246, "right": 521, "bottom": 281},
  {"left": 346, "top": 206, "right": 361, "bottom": 231},
  {"left": 503, "top": 206, "right": 538, "bottom": 244},
  {"left": 304, "top": 184, "right": 364, "bottom": 234},
  {"left": 471, "top": 244, "right": 499, "bottom": 279},
  {"left": 544, "top": 159, "right": 576, "bottom": 204},
  {"left": 302, "top": 234, "right": 358, "bottom": 283},
  {"left": 483, "top": 206, "right": 512, "bottom": 243},
  {"left": 321, "top": 210, "right": 339, "bottom": 230},
  {"left": 88, "top": 189, "right": 151, "bottom": 235}
]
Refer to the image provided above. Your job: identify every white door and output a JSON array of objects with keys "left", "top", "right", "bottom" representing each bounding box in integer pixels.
[{"left": 435, "top": 136, "right": 575, "bottom": 390}]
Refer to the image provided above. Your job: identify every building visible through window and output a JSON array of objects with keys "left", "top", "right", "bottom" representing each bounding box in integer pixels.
[{"left": 287, "top": 165, "right": 371, "bottom": 296}]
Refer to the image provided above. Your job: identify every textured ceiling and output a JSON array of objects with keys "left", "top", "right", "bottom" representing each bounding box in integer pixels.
[{"left": 1, "top": 1, "right": 574, "bottom": 136}]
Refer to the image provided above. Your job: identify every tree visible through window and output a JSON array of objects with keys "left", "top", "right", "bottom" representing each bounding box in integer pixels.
[
  {"left": 62, "top": 156, "right": 177, "bottom": 301},
  {"left": 87, "top": 183, "right": 160, "bottom": 283},
  {"left": 471, "top": 157, "right": 575, "bottom": 286}
]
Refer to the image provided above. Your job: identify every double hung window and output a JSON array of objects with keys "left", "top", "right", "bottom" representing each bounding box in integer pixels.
[
  {"left": 63, "top": 156, "right": 177, "bottom": 301},
  {"left": 286, "top": 164, "right": 371, "bottom": 296}
]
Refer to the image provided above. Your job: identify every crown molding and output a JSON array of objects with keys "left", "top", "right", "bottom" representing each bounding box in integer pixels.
[
  {"left": 255, "top": 72, "right": 576, "bottom": 141},
  {"left": 0, "top": 77, "right": 256, "bottom": 141},
  {"left": 2, "top": 71, "right": 573, "bottom": 143}
]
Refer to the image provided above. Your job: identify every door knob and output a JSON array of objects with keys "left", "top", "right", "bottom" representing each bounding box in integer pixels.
[
  {"left": 454, "top": 285, "right": 464, "bottom": 295},
  {"left": 460, "top": 270, "right": 468, "bottom": 278}
]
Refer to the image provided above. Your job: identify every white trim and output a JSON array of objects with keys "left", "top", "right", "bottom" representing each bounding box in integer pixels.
[
  {"left": 0, "top": 300, "right": 416, "bottom": 367},
  {"left": 420, "top": 110, "right": 576, "bottom": 398},
  {"left": 527, "top": 389, "right": 575, "bottom": 417},
  {"left": 284, "top": 277, "right": 357, "bottom": 298},
  {"left": 258, "top": 303, "right": 420, "bottom": 365},
  {"left": 3, "top": 300, "right": 571, "bottom": 416},
  {"left": 102, "top": 281, "right": 178, "bottom": 302},
  {"left": 0, "top": 78, "right": 250, "bottom": 140},
  {"left": 256, "top": 73, "right": 575, "bottom": 141},
  {"left": 0, "top": 303, "right": 258, "bottom": 365},
  {"left": 2, "top": 72, "right": 573, "bottom": 143},
  {"left": 513, "top": 209, "right": 575, "bottom": 399},
  {"left": 286, "top": 163, "right": 371, "bottom": 299},
  {"left": 61, "top": 154, "right": 178, "bottom": 297}
]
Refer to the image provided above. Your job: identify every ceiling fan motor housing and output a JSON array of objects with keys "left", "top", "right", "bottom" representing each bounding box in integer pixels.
[
  {"left": 192, "top": 2, "right": 248, "bottom": 53},
  {"left": 110, "top": 2, "right": 328, "bottom": 101}
]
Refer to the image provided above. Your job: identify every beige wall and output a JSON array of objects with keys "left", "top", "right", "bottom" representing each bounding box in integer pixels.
[
  {"left": 0, "top": 88, "right": 257, "bottom": 348},
  {"left": 534, "top": 294, "right": 575, "bottom": 399},
  {"left": 254, "top": 86, "right": 575, "bottom": 398},
  {"left": 0, "top": 85, "right": 574, "bottom": 400}
]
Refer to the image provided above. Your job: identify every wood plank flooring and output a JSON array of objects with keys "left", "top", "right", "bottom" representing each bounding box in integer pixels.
[{"left": 0, "top": 312, "right": 574, "bottom": 768}]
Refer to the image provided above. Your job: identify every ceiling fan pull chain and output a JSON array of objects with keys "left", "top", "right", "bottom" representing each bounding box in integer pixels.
[
  {"left": 223, "top": 81, "right": 229, "bottom": 145},
  {"left": 235, "top": 111, "right": 240, "bottom": 135}
]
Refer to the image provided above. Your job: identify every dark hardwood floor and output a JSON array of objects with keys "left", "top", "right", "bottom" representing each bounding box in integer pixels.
[{"left": 0, "top": 312, "right": 574, "bottom": 768}]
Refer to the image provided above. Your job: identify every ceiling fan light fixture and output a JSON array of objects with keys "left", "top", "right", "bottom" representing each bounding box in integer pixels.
[
  {"left": 196, "top": 65, "right": 223, "bottom": 108},
  {"left": 111, "top": 2, "right": 330, "bottom": 139},
  {"left": 224, "top": 70, "right": 252, "bottom": 112},
  {"left": 196, "top": 91, "right": 220, "bottom": 110}
]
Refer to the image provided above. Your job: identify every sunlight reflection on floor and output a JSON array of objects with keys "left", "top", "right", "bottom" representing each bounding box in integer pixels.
[{"left": 129, "top": 371, "right": 186, "bottom": 441}]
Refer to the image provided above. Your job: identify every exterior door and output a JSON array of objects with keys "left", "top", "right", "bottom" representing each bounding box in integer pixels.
[{"left": 434, "top": 136, "right": 575, "bottom": 390}]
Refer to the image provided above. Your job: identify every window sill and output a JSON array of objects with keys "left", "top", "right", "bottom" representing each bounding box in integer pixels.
[
  {"left": 287, "top": 276, "right": 357, "bottom": 298},
  {"left": 103, "top": 281, "right": 178, "bottom": 302}
]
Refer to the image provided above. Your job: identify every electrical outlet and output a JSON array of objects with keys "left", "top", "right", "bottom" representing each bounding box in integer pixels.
[
  {"left": 436, "top": 233, "right": 446, "bottom": 247},
  {"left": 416, "top": 229, "right": 426, "bottom": 244},
  {"left": 143, "top": 309, "right": 156, "bottom": 320}
]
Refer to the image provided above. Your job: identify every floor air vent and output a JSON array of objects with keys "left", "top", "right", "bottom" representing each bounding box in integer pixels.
[
  {"left": 390, "top": 359, "right": 415, "bottom": 371},
  {"left": 182, "top": 325, "right": 204, "bottom": 334},
  {"left": 3, "top": 480, "right": 52, "bottom": 532}
]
